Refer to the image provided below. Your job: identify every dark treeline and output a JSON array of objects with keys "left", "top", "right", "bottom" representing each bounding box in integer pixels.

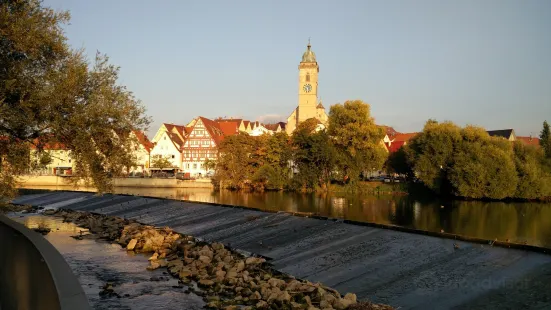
[{"left": 387, "top": 120, "right": 551, "bottom": 201}]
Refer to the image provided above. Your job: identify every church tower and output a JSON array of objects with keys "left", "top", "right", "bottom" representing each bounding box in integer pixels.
[
  {"left": 286, "top": 41, "right": 327, "bottom": 134},
  {"left": 297, "top": 41, "right": 319, "bottom": 123}
]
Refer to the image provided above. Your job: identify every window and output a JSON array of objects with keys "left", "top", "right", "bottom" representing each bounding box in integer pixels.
[
  {"left": 193, "top": 164, "right": 197, "bottom": 169},
  {"left": 171, "top": 155, "right": 175, "bottom": 159},
  {"left": 164, "top": 136, "right": 166, "bottom": 140},
  {"left": 306, "top": 73, "right": 310, "bottom": 82},
  {"left": 186, "top": 164, "right": 190, "bottom": 169}
]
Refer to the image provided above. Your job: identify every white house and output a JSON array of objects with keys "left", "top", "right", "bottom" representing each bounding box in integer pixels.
[{"left": 150, "top": 124, "right": 186, "bottom": 173}]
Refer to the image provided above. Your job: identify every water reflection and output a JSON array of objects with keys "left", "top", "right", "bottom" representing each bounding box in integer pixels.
[{"left": 18, "top": 185, "right": 551, "bottom": 248}]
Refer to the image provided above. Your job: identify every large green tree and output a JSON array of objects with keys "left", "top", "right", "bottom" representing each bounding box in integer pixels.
[
  {"left": 0, "top": 0, "right": 149, "bottom": 196},
  {"left": 214, "top": 134, "right": 255, "bottom": 189},
  {"left": 406, "top": 120, "right": 462, "bottom": 194},
  {"left": 292, "top": 118, "right": 336, "bottom": 190},
  {"left": 327, "top": 100, "right": 387, "bottom": 183}
]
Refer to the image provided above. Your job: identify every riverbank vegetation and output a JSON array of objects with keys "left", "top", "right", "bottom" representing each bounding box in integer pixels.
[
  {"left": 387, "top": 120, "right": 551, "bottom": 201},
  {"left": 0, "top": 0, "right": 149, "bottom": 198},
  {"left": 211, "top": 100, "right": 388, "bottom": 192}
]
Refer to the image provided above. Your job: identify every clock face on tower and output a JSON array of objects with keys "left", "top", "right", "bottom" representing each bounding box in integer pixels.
[{"left": 303, "top": 84, "right": 312, "bottom": 93}]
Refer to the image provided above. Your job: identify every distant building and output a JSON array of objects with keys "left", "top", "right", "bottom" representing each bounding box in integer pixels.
[
  {"left": 286, "top": 41, "right": 328, "bottom": 134},
  {"left": 150, "top": 123, "right": 187, "bottom": 173},
  {"left": 128, "top": 130, "right": 153, "bottom": 174},
  {"left": 517, "top": 136, "right": 540, "bottom": 148},
  {"left": 29, "top": 139, "right": 74, "bottom": 175},
  {"left": 181, "top": 116, "right": 231, "bottom": 177},
  {"left": 487, "top": 129, "right": 516, "bottom": 141}
]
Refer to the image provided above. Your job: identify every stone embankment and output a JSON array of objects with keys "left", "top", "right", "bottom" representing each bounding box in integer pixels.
[{"left": 46, "top": 208, "right": 392, "bottom": 310}]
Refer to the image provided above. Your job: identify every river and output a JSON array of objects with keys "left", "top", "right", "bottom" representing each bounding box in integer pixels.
[{"left": 18, "top": 185, "right": 551, "bottom": 248}]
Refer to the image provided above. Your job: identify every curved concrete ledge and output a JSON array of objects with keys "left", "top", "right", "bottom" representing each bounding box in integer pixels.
[{"left": 0, "top": 215, "right": 90, "bottom": 310}]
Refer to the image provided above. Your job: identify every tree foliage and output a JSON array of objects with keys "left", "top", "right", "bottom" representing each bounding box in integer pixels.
[
  {"left": 291, "top": 119, "right": 336, "bottom": 190},
  {"left": 150, "top": 155, "right": 174, "bottom": 171},
  {"left": 0, "top": 0, "right": 149, "bottom": 195},
  {"left": 391, "top": 120, "right": 551, "bottom": 200},
  {"left": 327, "top": 100, "right": 387, "bottom": 183},
  {"left": 540, "top": 120, "right": 551, "bottom": 159}
]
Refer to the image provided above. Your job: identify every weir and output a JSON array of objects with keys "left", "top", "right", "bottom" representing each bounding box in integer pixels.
[{"left": 11, "top": 191, "right": 551, "bottom": 309}]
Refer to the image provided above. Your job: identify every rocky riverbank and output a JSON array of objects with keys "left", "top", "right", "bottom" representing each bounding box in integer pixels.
[{"left": 45, "top": 208, "right": 393, "bottom": 310}]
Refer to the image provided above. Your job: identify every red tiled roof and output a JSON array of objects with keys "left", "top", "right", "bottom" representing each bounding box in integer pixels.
[
  {"left": 167, "top": 132, "right": 185, "bottom": 150},
  {"left": 199, "top": 116, "right": 225, "bottom": 145},
  {"left": 132, "top": 130, "right": 154, "bottom": 152},
  {"left": 393, "top": 133, "right": 418, "bottom": 142},
  {"left": 218, "top": 121, "right": 239, "bottom": 136},
  {"left": 386, "top": 141, "right": 406, "bottom": 153},
  {"left": 517, "top": 136, "right": 540, "bottom": 147},
  {"left": 28, "top": 136, "right": 68, "bottom": 150}
]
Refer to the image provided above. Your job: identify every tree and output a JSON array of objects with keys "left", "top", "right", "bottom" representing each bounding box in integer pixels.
[
  {"left": 214, "top": 134, "right": 254, "bottom": 189},
  {"left": 150, "top": 155, "right": 174, "bottom": 171},
  {"left": 292, "top": 119, "right": 336, "bottom": 190},
  {"left": 0, "top": 0, "right": 149, "bottom": 196},
  {"left": 512, "top": 142, "right": 551, "bottom": 199},
  {"left": 385, "top": 146, "right": 413, "bottom": 178},
  {"left": 540, "top": 121, "right": 551, "bottom": 158},
  {"left": 406, "top": 120, "right": 462, "bottom": 194},
  {"left": 327, "top": 100, "right": 387, "bottom": 183}
]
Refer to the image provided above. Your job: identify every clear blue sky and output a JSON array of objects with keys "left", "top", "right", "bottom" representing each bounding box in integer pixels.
[{"left": 45, "top": 0, "right": 551, "bottom": 138}]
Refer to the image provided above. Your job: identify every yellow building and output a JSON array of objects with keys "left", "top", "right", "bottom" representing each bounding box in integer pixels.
[{"left": 286, "top": 41, "right": 328, "bottom": 134}]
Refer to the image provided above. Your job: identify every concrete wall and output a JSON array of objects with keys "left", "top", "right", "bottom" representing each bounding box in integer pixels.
[
  {"left": 0, "top": 216, "right": 90, "bottom": 310},
  {"left": 17, "top": 175, "right": 214, "bottom": 189}
]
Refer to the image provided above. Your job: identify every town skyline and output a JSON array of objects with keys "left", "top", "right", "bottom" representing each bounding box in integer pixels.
[{"left": 44, "top": 0, "right": 551, "bottom": 138}]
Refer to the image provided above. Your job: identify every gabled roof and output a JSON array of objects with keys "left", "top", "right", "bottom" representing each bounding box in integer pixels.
[
  {"left": 487, "top": 129, "right": 515, "bottom": 139},
  {"left": 393, "top": 133, "right": 418, "bottom": 142},
  {"left": 199, "top": 116, "right": 225, "bottom": 145},
  {"left": 317, "top": 102, "right": 325, "bottom": 109},
  {"left": 517, "top": 136, "right": 540, "bottom": 147},
  {"left": 278, "top": 122, "right": 286, "bottom": 130},
  {"left": 132, "top": 130, "right": 154, "bottom": 152},
  {"left": 264, "top": 123, "right": 281, "bottom": 131},
  {"left": 386, "top": 141, "right": 406, "bottom": 153}
]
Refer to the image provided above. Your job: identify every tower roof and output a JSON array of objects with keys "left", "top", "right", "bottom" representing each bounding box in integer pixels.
[{"left": 301, "top": 40, "right": 317, "bottom": 63}]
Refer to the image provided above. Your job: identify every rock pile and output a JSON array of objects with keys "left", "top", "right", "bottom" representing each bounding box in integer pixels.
[{"left": 51, "top": 209, "right": 394, "bottom": 310}]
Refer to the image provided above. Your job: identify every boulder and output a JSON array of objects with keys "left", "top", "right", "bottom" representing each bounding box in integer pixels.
[
  {"left": 245, "top": 257, "right": 265, "bottom": 265},
  {"left": 199, "top": 255, "right": 212, "bottom": 264},
  {"left": 256, "top": 301, "right": 268, "bottom": 309},
  {"left": 148, "top": 252, "right": 159, "bottom": 261},
  {"left": 198, "top": 279, "right": 215, "bottom": 287},
  {"left": 344, "top": 293, "right": 357, "bottom": 303},
  {"left": 179, "top": 269, "right": 192, "bottom": 279},
  {"left": 126, "top": 239, "right": 138, "bottom": 250},
  {"left": 236, "top": 260, "right": 245, "bottom": 272},
  {"left": 146, "top": 261, "right": 160, "bottom": 270}
]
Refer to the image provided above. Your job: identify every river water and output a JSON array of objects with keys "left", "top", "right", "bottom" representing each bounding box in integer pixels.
[
  {"left": 18, "top": 185, "right": 551, "bottom": 248},
  {"left": 9, "top": 214, "right": 205, "bottom": 310}
]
